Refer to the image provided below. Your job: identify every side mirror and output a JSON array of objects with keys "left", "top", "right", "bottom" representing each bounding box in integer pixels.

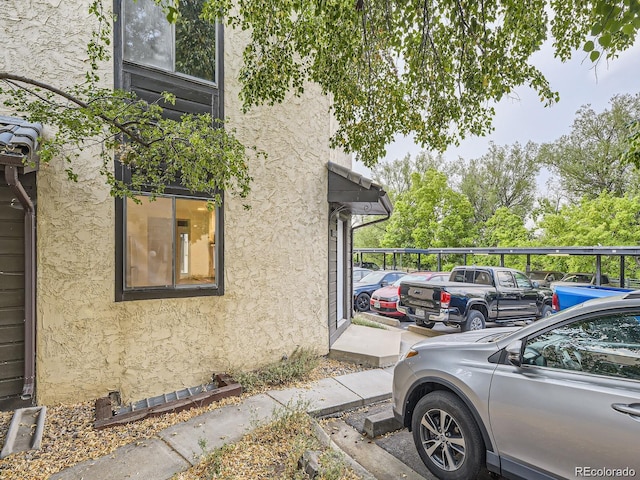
[
  {"left": 531, "top": 281, "right": 539, "bottom": 288},
  {"left": 505, "top": 340, "right": 523, "bottom": 367},
  {"left": 380, "top": 281, "right": 388, "bottom": 286}
]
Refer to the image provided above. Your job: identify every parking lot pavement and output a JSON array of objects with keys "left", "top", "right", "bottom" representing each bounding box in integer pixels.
[{"left": 323, "top": 400, "right": 501, "bottom": 480}]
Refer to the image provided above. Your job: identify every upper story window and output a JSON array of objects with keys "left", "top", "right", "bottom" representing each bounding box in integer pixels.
[{"left": 122, "top": 0, "right": 216, "bottom": 83}]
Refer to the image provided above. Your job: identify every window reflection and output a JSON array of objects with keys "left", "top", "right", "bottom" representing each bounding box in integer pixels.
[
  {"left": 123, "top": 0, "right": 216, "bottom": 82},
  {"left": 125, "top": 196, "right": 215, "bottom": 289},
  {"left": 523, "top": 314, "right": 640, "bottom": 380}
]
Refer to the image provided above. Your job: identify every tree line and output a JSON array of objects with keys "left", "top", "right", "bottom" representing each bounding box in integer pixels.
[{"left": 355, "top": 93, "right": 640, "bottom": 278}]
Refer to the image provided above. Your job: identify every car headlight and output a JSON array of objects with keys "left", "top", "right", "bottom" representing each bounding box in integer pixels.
[{"left": 390, "top": 295, "right": 399, "bottom": 302}]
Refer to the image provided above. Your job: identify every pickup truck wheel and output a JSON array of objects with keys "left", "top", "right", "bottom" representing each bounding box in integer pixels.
[
  {"left": 462, "top": 311, "right": 485, "bottom": 332},
  {"left": 355, "top": 293, "right": 371, "bottom": 312},
  {"left": 412, "top": 391, "right": 485, "bottom": 480},
  {"left": 423, "top": 322, "right": 436, "bottom": 328},
  {"left": 540, "top": 305, "right": 553, "bottom": 318}
]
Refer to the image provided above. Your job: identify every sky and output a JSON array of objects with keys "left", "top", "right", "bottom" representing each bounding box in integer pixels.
[{"left": 353, "top": 39, "right": 640, "bottom": 190}]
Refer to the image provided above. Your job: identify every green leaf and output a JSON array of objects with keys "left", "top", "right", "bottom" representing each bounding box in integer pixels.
[
  {"left": 598, "top": 33, "right": 612, "bottom": 47},
  {"left": 590, "top": 50, "right": 601, "bottom": 62},
  {"left": 583, "top": 40, "right": 595, "bottom": 52}
]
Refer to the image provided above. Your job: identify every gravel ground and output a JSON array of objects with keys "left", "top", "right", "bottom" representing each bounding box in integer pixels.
[{"left": 0, "top": 358, "right": 370, "bottom": 480}]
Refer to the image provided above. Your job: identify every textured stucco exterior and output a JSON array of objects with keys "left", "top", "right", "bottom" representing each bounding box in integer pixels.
[{"left": 1, "top": 1, "right": 351, "bottom": 405}]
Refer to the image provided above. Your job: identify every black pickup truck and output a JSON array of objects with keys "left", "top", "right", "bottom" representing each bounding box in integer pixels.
[{"left": 398, "top": 266, "right": 553, "bottom": 331}]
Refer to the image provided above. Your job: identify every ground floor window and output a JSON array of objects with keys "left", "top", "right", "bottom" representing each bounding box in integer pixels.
[{"left": 117, "top": 194, "right": 222, "bottom": 300}]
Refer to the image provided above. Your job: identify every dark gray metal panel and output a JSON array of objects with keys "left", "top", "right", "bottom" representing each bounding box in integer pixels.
[
  {"left": 327, "top": 163, "right": 392, "bottom": 216},
  {"left": 0, "top": 183, "right": 25, "bottom": 401},
  {"left": 353, "top": 246, "right": 640, "bottom": 256}
]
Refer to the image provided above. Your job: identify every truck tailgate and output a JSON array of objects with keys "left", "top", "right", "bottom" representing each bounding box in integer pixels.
[{"left": 400, "top": 283, "right": 441, "bottom": 312}]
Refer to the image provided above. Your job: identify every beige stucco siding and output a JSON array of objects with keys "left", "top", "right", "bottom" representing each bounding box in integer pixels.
[{"left": 2, "top": 1, "right": 350, "bottom": 405}]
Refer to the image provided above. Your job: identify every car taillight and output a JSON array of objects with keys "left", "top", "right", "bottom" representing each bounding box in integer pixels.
[
  {"left": 440, "top": 291, "right": 451, "bottom": 309},
  {"left": 552, "top": 293, "right": 559, "bottom": 311}
]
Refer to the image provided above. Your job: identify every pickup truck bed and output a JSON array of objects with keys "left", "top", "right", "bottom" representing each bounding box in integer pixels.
[{"left": 552, "top": 284, "right": 634, "bottom": 311}]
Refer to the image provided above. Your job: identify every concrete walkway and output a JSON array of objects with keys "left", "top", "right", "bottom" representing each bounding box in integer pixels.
[{"left": 49, "top": 321, "right": 435, "bottom": 480}]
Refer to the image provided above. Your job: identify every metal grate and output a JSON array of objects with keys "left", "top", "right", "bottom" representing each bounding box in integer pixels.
[{"left": 116, "top": 383, "right": 218, "bottom": 415}]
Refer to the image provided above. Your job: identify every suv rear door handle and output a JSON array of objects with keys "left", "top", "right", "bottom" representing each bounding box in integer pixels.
[{"left": 611, "top": 403, "right": 640, "bottom": 417}]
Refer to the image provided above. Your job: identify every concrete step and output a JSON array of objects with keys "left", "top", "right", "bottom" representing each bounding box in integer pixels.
[
  {"left": 0, "top": 406, "right": 47, "bottom": 459},
  {"left": 364, "top": 409, "right": 403, "bottom": 438}
]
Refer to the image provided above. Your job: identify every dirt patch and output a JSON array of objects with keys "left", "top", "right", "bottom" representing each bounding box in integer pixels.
[{"left": 0, "top": 358, "right": 370, "bottom": 480}]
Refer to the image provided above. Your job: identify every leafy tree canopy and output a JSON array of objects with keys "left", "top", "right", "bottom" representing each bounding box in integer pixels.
[
  {"left": 206, "top": 0, "right": 640, "bottom": 166},
  {"left": 537, "top": 93, "right": 640, "bottom": 201},
  {"left": 369, "top": 151, "right": 443, "bottom": 200},
  {"left": 454, "top": 141, "right": 540, "bottom": 225},
  {"left": 381, "top": 168, "right": 476, "bottom": 249}
]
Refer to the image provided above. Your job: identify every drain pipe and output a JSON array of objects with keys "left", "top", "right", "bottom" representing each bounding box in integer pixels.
[{"left": 4, "top": 165, "right": 36, "bottom": 401}]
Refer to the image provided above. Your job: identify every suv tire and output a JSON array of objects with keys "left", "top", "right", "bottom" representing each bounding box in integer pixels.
[{"left": 411, "top": 391, "right": 485, "bottom": 480}]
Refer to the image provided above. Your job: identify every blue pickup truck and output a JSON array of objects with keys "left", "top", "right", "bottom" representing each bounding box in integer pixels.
[{"left": 552, "top": 284, "right": 635, "bottom": 311}]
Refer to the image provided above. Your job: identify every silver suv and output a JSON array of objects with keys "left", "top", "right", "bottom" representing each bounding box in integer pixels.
[{"left": 392, "top": 292, "right": 640, "bottom": 480}]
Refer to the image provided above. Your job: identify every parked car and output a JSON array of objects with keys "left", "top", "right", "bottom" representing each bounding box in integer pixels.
[
  {"left": 355, "top": 261, "right": 380, "bottom": 270},
  {"left": 353, "top": 267, "right": 372, "bottom": 283},
  {"left": 370, "top": 272, "right": 449, "bottom": 319},
  {"left": 550, "top": 272, "right": 613, "bottom": 290},
  {"left": 393, "top": 291, "right": 640, "bottom": 480},
  {"left": 527, "top": 270, "right": 564, "bottom": 287},
  {"left": 353, "top": 270, "right": 406, "bottom": 312},
  {"left": 398, "top": 266, "right": 553, "bottom": 331}
]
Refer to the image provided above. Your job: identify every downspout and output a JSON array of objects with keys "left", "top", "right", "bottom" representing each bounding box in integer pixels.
[{"left": 4, "top": 165, "right": 36, "bottom": 400}]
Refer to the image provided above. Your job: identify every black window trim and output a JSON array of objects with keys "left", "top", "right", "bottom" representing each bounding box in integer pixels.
[{"left": 113, "top": 0, "right": 226, "bottom": 302}]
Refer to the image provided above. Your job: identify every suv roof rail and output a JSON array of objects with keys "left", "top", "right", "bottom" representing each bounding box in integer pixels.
[{"left": 623, "top": 290, "right": 640, "bottom": 299}]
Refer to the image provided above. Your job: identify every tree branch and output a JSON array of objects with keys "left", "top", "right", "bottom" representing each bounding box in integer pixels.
[{"left": 0, "top": 72, "right": 151, "bottom": 147}]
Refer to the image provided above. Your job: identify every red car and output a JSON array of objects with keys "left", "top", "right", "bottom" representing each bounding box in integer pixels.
[{"left": 370, "top": 271, "right": 449, "bottom": 319}]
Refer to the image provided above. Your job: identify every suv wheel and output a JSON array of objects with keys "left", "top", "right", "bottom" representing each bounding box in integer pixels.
[
  {"left": 461, "top": 310, "right": 485, "bottom": 332},
  {"left": 411, "top": 391, "right": 485, "bottom": 480}
]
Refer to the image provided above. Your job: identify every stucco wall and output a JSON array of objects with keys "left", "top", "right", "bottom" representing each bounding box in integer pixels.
[{"left": 2, "top": 1, "right": 351, "bottom": 405}]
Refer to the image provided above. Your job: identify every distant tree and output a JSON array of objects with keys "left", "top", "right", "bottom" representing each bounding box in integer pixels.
[
  {"left": 484, "top": 207, "right": 531, "bottom": 247},
  {"left": 537, "top": 93, "right": 640, "bottom": 200},
  {"left": 353, "top": 221, "right": 386, "bottom": 249},
  {"left": 454, "top": 142, "right": 540, "bottom": 225},
  {"left": 535, "top": 192, "right": 640, "bottom": 275},
  {"left": 370, "top": 151, "right": 443, "bottom": 200},
  {"left": 381, "top": 169, "right": 476, "bottom": 249}
]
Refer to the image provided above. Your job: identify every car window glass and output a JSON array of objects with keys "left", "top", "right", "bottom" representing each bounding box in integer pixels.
[
  {"left": 522, "top": 313, "right": 640, "bottom": 380},
  {"left": 474, "top": 271, "right": 492, "bottom": 285},
  {"left": 497, "top": 271, "right": 515, "bottom": 288},
  {"left": 452, "top": 270, "right": 466, "bottom": 282},
  {"left": 514, "top": 272, "right": 532, "bottom": 288},
  {"left": 359, "top": 271, "right": 385, "bottom": 283}
]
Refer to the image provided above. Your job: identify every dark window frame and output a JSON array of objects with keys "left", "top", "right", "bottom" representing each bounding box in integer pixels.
[{"left": 113, "top": 0, "right": 225, "bottom": 301}]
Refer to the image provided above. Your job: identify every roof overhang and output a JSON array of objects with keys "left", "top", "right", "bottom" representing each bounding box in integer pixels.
[
  {"left": 0, "top": 116, "right": 42, "bottom": 174},
  {"left": 327, "top": 162, "right": 392, "bottom": 216}
]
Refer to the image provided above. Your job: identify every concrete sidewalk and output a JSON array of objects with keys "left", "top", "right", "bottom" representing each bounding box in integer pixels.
[
  {"left": 49, "top": 321, "right": 436, "bottom": 480},
  {"left": 50, "top": 368, "right": 396, "bottom": 480}
]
